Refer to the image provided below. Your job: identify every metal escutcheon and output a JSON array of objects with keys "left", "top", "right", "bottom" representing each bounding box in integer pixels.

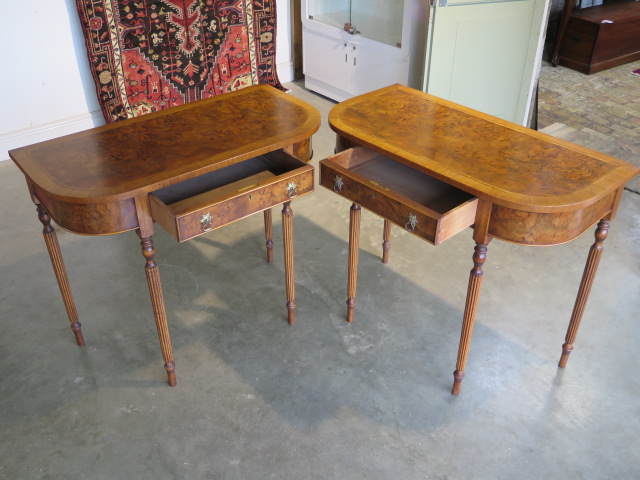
[
  {"left": 286, "top": 182, "right": 298, "bottom": 199},
  {"left": 200, "top": 212, "right": 213, "bottom": 232},
  {"left": 405, "top": 213, "right": 418, "bottom": 232},
  {"left": 334, "top": 175, "right": 344, "bottom": 193}
]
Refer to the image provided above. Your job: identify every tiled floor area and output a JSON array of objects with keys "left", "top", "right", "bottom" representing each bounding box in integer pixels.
[{"left": 538, "top": 59, "right": 640, "bottom": 193}]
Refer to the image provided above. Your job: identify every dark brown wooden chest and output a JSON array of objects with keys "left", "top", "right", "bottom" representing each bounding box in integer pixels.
[{"left": 558, "top": 1, "right": 640, "bottom": 74}]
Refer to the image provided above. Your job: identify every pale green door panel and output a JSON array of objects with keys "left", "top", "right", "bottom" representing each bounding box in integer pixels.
[{"left": 424, "top": 0, "right": 550, "bottom": 125}]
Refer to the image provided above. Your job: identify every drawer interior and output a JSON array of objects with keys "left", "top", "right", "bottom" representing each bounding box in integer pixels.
[
  {"left": 331, "top": 148, "right": 475, "bottom": 214},
  {"left": 152, "top": 150, "right": 305, "bottom": 214}
]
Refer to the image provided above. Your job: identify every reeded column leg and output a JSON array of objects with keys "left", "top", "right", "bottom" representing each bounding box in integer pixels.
[
  {"left": 346, "top": 203, "right": 362, "bottom": 323},
  {"left": 36, "top": 204, "right": 85, "bottom": 346},
  {"left": 264, "top": 209, "right": 274, "bottom": 263},
  {"left": 452, "top": 242, "right": 488, "bottom": 395},
  {"left": 138, "top": 232, "right": 176, "bottom": 386},
  {"left": 559, "top": 219, "right": 610, "bottom": 368},
  {"left": 281, "top": 202, "right": 296, "bottom": 325},
  {"left": 381, "top": 220, "right": 392, "bottom": 264}
]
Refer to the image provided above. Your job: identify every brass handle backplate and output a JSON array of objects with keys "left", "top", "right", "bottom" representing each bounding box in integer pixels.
[
  {"left": 287, "top": 182, "right": 298, "bottom": 199},
  {"left": 200, "top": 213, "right": 213, "bottom": 232},
  {"left": 334, "top": 176, "right": 344, "bottom": 192},
  {"left": 405, "top": 213, "right": 418, "bottom": 232}
]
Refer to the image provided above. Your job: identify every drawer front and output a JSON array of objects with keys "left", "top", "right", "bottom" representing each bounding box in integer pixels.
[
  {"left": 320, "top": 161, "right": 446, "bottom": 244},
  {"left": 151, "top": 164, "right": 313, "bottom": 242}
]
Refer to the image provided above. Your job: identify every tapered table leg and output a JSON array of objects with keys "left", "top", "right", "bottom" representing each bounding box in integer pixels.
[
  {"left": 382, "top": 219, "right": 392, "bottom": 264},
  {"left": 281, "top": 202, "right": 296, "bottom": 325},
  {"left": 559, "top": 219, "right": 610, "bottom": 368},
  {"left": 264, "top": 209, "right": 274, "bottom": 263},
  {"left": 36, "top": 204, "right": 85, "bottom": 346},
  {"left": 138, "top": 232, "right": 176, "bottom": 386},
  {"left": 346, "top": 203, "right": 361, "bottom": 323},
  {"left": 452, "top": 242, "right": 488, "bottom": 395}
]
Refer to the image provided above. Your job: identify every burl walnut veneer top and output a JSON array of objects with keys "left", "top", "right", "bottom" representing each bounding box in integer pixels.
[
  {"left": 329, "top": 84, "right": 639, "bottom": 213},
  {"left": 10, "top": 85, "right": 321, "bottom": 203}
]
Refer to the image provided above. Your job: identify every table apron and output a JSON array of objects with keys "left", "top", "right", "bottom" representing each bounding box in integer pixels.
[{"left": 487, "top": 190, "right": 618, "bottom": 246}]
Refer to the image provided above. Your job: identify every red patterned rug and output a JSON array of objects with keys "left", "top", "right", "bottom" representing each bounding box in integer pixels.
[{"left": 76, "top": 0, "right": 283, "bottom": 123}]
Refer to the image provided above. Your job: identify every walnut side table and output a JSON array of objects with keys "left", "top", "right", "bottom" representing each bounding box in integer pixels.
[
  {"left": 320, "top": 84, "right": 639, "bottom": 395},
  {"left": 10, "top": 85, "right": 321, "bottom": 386}
]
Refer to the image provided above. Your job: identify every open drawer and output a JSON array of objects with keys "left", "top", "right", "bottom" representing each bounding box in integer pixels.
[
  {"left": 150, "top": 150, "right": 314, "bottom": 242},
  {"left": 320, "top": 147, "right": 478, "bottom": 245}
]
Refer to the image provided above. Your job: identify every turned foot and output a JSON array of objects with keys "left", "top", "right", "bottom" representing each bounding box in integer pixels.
[
  {"left": 558, "top": 219, "right": 609, "bottom": 368},
  {"left": 452, "top": 370, "right": 465, "bottom": 395}
]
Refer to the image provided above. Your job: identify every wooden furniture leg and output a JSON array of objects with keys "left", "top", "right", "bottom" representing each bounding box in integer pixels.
[
  {"left": 36, "top": 204, "right": 85, "bottom": 346},
  {"left": 559, "top": 219, "right": 610, "bottom": 368},
  {"left": 281, "top": 202, "right": 296, "bottom": 325},
  {"left": 264, "top": 209, "right": 274, "bottom": 263},
  {"left": 551, "top": 0, "right": 574, "bottom": 66},
  {"left": 382, "top": 219, "right": 392, "bottom": 264},
  {"left": 138, "top": 231, "right": 177, "bottom": 386},
  {"left": 452, "top": 242, "right": 488, "bottom": 395},
  {"left": 346, "top": 203, "right": 362, "bottom": 323}
]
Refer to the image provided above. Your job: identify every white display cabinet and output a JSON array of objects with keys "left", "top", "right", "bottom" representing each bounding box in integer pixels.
[{"left": 302, "top": 0, "right": 427, "bottom": 102}]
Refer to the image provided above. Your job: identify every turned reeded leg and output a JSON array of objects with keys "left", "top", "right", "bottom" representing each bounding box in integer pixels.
[
  {"left": 264, "top": 209, "right": 274, "bottom": 263},
  {"left": 281, "top": 202, "right": 296, "bottom": 325},
  {"left": 138, "top": 232, "right": 176, "bottom": 386},
  {"left": 36, "top": 204, "right": 85, "bottom": 346},
  {"left": 559, "top": 219, "right": 610, "bottom": 368},
  {"left": 346, "top": 203, "right": 362, "bottom": 323},
  {"left": 382, "top": 219, "right": 392, "bottom": 264},
  {"left": 452, "top": 242, "right": 488, "bottom": 395}
]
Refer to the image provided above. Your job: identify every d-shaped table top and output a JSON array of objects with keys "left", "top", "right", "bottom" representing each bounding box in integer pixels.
[
  {"left": 10, "top": 85, "right": 321, "bottom": 204},
  {"left": 329, "top": 84, "right": 639, "bottom": 213}
]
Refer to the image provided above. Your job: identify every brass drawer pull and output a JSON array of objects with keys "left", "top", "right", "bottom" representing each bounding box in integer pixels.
[
  {"left": 334, "top": 175, "right": 344, "bottom": 192},
  {"left": 405, "top": 213, "right": 418, "bottom": 232},
  {"left": 200, "top": 213, "right": 213, "bottom": 232},
  {"left": 286, "top": 182, "right": 298, "bottom": 199}
]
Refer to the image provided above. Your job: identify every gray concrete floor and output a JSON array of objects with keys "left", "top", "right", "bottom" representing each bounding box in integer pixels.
[{"left": 1, "top": 82, "right": 639, "bottom": 479}]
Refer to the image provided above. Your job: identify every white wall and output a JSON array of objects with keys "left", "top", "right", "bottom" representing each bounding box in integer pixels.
[{"left": 0, "top": 0, "right": 293, "bottom": 161}]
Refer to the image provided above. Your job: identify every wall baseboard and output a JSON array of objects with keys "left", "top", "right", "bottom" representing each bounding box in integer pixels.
[
  {"left": 2, "top": 61, "right": 294, "bottom": 162},
  {"left": 277, "top": 60, "right": 294, "bottom": 85},
  {"left": 1, "top": 111, "right": 104, "bottom": 161}
]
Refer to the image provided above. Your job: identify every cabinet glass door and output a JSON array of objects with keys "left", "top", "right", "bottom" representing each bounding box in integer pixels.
[{"left": 307, "top": 0, "right": 404, "bottom": 48}]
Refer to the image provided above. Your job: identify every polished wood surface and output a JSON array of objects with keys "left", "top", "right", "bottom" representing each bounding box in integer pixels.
[
  {"left": 11, "top": 85, "right": 321, "bottom": 236},
  {"left": 329, "top": 84, "right": 637, "bottom": 216},
  {"left": 324, "top": 84, "right": 639, "bottom": 394},
  {"left": 10, "top": 85, "right": 320, "bottom": 386},
  {"left": 320, "top": 147, "right": 478, "bottom": 245}
]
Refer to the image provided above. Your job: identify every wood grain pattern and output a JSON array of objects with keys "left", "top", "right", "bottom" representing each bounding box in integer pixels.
[
  {"left": 382, "top": 220, "right": 392, "bottom": 264},
  {"left": 488, "top": 190, "right": 617, "bottom": 246},
  {"left": 10, "top": 86, "right": 320, "bottom": 203},
  {"left": 559, "top": 219, "right": 610, "bottom": 368},
  {"left": 281, "top": 202, "right": 296, "bottom": 325},
  {"left": 323, "top": 85, "right": 639, "bottom": 394},
  {"left": 138, "top": 232, "right": 176, "bottom": 386},
  {"left": 37, "top": 204, "right": 85, "bottom": 347},
  {"left": 13, "top": 86, "right": 320, "bottom": 387},
  {"left": 150, "top": 161, "right": 313, "bottom": 243},
  {"left": 346, "top": 203, "right": 361, "bottom": 323},
  {"left": 328, "top": 85, "right": 639, "bottom": 214},
  {"left": 10, "top": 85, "right": 321, "bottom": 235},
  {"left": 264, "top": 209, "right": 274, "bottom": 263},
  {"left": 452, "top": 242, "right": 488, "bottom": 395},
  {"left": 320, "top": 149, "right": 478, "bottom": 245}
]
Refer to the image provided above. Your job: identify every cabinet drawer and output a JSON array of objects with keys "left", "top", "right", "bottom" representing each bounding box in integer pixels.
[
  {"left": 150, "top": 150, "right": 314, "bottom": 242},
  {"left": 320, "top": 147, "right": 478, "bottom": 245}
]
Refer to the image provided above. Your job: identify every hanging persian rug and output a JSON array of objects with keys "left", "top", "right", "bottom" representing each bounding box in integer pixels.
[{"left": 76, "top": 0, "right": 283, "bottom": 123}]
